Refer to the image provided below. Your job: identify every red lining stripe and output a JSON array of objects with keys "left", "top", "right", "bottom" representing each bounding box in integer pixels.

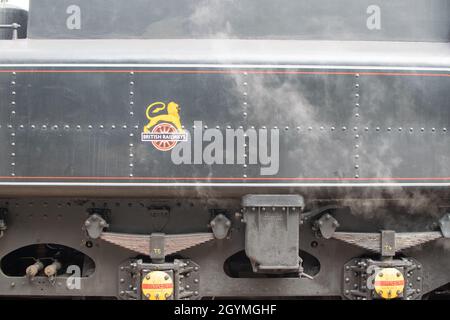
[{"left": 0, "top": 176, "right": 450, "bottom": 181}]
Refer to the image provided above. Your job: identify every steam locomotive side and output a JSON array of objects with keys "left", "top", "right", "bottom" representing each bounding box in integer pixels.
[{"left": 0, "top": 0, "right": 450, "bottom": 300}]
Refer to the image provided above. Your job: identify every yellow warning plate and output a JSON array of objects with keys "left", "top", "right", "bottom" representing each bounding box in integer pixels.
[
  {"left": 141, "top": 271, "right": 174, "bottom": 300},
  {"left": 374, "top": 268, "right": 405, "bottom": 300}
]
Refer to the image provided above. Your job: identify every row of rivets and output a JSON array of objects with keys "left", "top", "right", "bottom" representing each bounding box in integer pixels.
[
  {"left": 354, "top": 74, "right": 361, "bottom": 179},
  {"left": 129, "top": 72, "right": 135, "bottom": 177},
  {"left": 2, "top": 124, "right": 449, "bottom": 132},
  {"left": 10, "top": 72, "right": 17, "bottom": 177},
  {"left": 242, "top": 73, "right": 249, "bottom": 179}
]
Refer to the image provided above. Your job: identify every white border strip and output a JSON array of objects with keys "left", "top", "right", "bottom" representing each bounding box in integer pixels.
[
  {"left": 0, "top": 64, "right": 449, "bottom": 72},
  {"left": 0, "top": 182, "right": 449, "bottom": 188}
]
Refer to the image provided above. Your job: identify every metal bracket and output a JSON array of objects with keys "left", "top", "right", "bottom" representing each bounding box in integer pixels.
[
  {"left": 84, "top": 214, "right": 109, "bottom": 239},
  {"left": 381, "top": 230, "right": 396, "bottom": 257},
  {"left": 210, "top": 214, "right": 231, "bottom": 240},
  {"left": 118, "top": 259, "right": 201, "bottom": 300},
  {"left": 0, "top": 208, "right": 7, "bottom": 238},
  {"left": 149, "top": 233, "right": 165, "bottom": 263},
  {"left": 242, "top": 194, "right": 304, "bottom": 274},
  {"left": 439, "top": 214, "right": 450, "bottom": 238},
  {"left": 313, "top": 213, "right": 340, "bottom": 239}
]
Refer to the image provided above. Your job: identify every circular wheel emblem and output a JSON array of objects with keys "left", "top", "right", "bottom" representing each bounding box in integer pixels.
[{"left": 151, "top": 123, "right": 179, "bottom": 151}]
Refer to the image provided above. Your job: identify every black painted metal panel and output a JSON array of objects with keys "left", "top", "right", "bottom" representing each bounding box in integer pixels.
[
  {"left": 14, "top": 72, "right": 130, "bottom": 126},
  {"left": 132, "top": 72, "right": 245, "bottom": 179},
  {"left": 358, "top": 75, "right": 450, "bottom": 179},
  {"left": 14, "top": 129, "right": 129, "bottom": 178},
  {"left": 0, "top": 73, "right": 10, "bottom": 126}
]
